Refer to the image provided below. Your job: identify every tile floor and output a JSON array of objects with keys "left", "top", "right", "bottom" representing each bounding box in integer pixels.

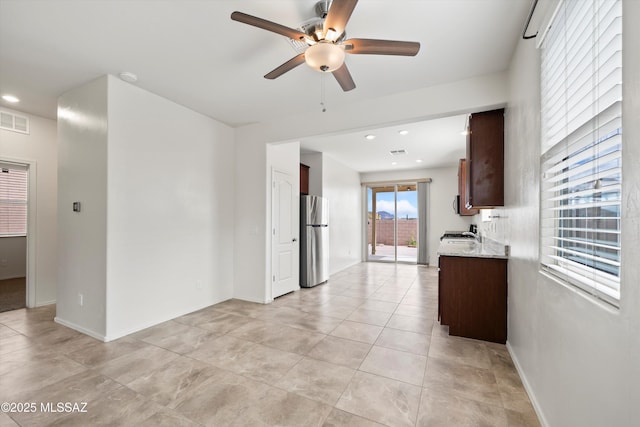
[{"left": 0, "top": 263, "right": 540, "bottom": 426}]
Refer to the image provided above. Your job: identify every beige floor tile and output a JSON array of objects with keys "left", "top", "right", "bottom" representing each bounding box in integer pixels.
[
  {"left": 277, "top": 357, "right": 356, "bottom": 405},
  {"left": 346, "top": 308, "right": 393, "bottom": 326},
  {"left": 230, "top": 388, "right": 333, "bottom": 427},
  {"left": 137, "top": 407, "right": 201, "bottom": 427},
  {"left": 0, "top": 351, "right": 87, "bottom": 402},
  {"left": 417, "top": 387, "right": 508, "bottom": 427},
  {"left": 357, "top": 300, "right": 399, "bottom": 313},
  {"left": 375, "top": 327, "right": 431, "bottom": 356},
  {"left": 131, "top": 319, "right": 195, "bottom": 342},
  {"left": 226, "top": 318, "right": 272, "bottom": 342},
  {"left": 171, "top": 371, "right": 272, "bottom": 426},
  {"left": 9, "top": 370, "right": 122, "bottom": 426},
  {"left": 307, "top": 335, "right": 372, "bottom": 369},
  {"left": 139, "top": 325, "right": 218, "bottom": 355},
  {"left": 322, "top": 408, "right": 385, "bottom": 427},
  {"left": 259, "top": 324, "right": 326, "bottom": 355},
  {"left": 126, "top": 356, "right": 223, "bottom": 406},
  {"left": 305, "top": 304, "right": 356, "bottom": 319},
  {"left": 98, "top": 344, "right": 180, "bottom": 385},
  {"left": 359, "top": 345, "right": 427, "bottom": 386},
  {"left": 0, "top": 412, "right": 19, "bottom": 426},
  {"left": 194, "top": 312, "right": 255, "bottom": 335},
  {"left": 186, "top": 334, "right": 256, "bottom": 369},
  {"left": 227, "top": 343, "right": 303, "bottom": 384},
  {"left": 0, "top": 332, "right": 33, "bottom": 356},
  {"left": 65, "top": 336, "right": 148, "bottom": 367},
  {"left": 330, "top": 320, "right": 383, "bottom": 344},
  {"left": 423, "top": 357, "right": 502, "bottom": 407},
  {"left": 336, "top": 371, "right": 421, "bottom": 427},
  {"left": 428, "top": 333, "right": 492, "bottom": 369},
  {"left": 0, "top": 263, "right": 540, "bottom": 426},
  {"left": 394, "top": 303, "right": 436, "bottom": 319},
  {"left": 49, "top": 386, "right": 163, "bottom": 427},
  {"left": 290, "top": 313, "right": 343, "bottom": 334},
  {"left": 386, "top": 313, "right": 434, "bottom": 334},
  {"left": 505, "top": 408, "right": 542, "bottom": 427}
]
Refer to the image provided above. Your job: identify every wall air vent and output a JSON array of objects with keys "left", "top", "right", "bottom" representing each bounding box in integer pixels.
[
  {"left": 0, "top": 111, "right": 29, "bottom": 134},
  {"left": 389, "top": 149, "right": 408, "bottom": 156}
]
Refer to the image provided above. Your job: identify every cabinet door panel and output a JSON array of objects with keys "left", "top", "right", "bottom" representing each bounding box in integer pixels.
[
  {"left": 467, "top": 109, "right": 504, "bottom": 208},
  {"left": 439, "top": 256, "right": 507, "bottom": 344}
]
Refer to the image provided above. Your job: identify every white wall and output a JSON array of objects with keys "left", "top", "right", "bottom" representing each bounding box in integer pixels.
[
  {"left": 299, "top": 152, "right": 362, "bottom": 274},
  {"left": 235, "top": 72, "right": 509, "bottom": 302},
  {"left": 0, "top": 237, "right": 26, "bottom": 280},
  {"left": 57, "top": 75, "right": 236, "bottom": 341},
  {"left": 0, "top": 109, "right": 57, "bottom": 305},
  {"left": 105, "top": 76, "right": 235, "bottom": 339},
  {"left": 321, "top": 154, "right": 362, "bottom": 274},
  {"left": 300, "top": 152, "right": 323, "bottom": 196},
  {"left": 361, "top": 167, "right": 473, "bottom": 265},
  {"left": 57, "top": 76, "right": 109, "bottom": 338},
  {"left": 491, "top": 2, "right": 640, "bottom": 425}
]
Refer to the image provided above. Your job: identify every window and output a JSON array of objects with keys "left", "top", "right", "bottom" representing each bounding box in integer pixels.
[
  {"left": 540, "top": 0, "right": 622, "bottom": 306},
  {"left": 0, "top": 165, "right": 28, "bottom": 237}
]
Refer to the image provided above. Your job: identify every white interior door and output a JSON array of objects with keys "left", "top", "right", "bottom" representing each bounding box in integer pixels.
[{"left": 272, "top": 170, "right": 298, "bottom": 299}]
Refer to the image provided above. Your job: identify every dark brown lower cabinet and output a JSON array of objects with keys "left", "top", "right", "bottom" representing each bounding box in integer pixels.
[{"left": 438, "top": 255, "right": 507, "bottom": 344}]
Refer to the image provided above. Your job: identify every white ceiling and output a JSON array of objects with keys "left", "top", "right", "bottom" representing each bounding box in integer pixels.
[
  {"left": 301, "top": 114, "right": 469, "bottom": 172},
  {"left": 0, "top": 0, "right": 531, "bottom": 170}
]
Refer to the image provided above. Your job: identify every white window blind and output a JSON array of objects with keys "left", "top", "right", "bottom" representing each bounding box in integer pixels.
[
  {"left": 540, "top": 0, "right": 622, "bottom": 306},
  {"left": 0, "top": 166, "right": 28, "bottom": 237}
]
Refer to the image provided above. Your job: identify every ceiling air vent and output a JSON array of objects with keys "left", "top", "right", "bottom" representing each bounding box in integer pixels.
[
  {"left": 389, "top": 149, "right": 408, "bottom": 156},
  {"left": 0, "top": 111, "right": 30, "bottom": 134}
]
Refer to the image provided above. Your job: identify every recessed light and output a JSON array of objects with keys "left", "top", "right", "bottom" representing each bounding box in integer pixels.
[
  {"left": 391, "top": 161, "right": 398, "bottom": 166},
  {"left": 416, "top": 159, "right": 423, "bottom": 163},
  {"left": 365, "top": 134, "right": 376, "bottom": 140},
  {"left": 398, "top": 130, "right": 409, "bottom": 135},
  {"left": 119, "top": 72, "right": 138, "bottom": 83},
  {"left": 2, "top": 94, "right": 19, "bottom": 103}
]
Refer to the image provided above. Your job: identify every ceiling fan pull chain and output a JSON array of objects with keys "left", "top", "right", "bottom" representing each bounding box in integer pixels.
[{"left": 320, "top": 73, "right": 327, "bottom": 112}]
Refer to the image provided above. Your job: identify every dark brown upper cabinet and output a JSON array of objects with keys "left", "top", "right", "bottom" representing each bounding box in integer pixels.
[
  {"left": 300, "top": 163, "right": 310, "bottom": 195},
  {"left": 466, "top": 108, "right": 504, "bottom": 208},
  {"left": 458, "top": 159, "right": 478, "bottom": 216}
]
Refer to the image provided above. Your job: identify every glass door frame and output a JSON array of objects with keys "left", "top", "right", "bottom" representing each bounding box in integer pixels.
[{"left": 365, "top": 182, "right": 418, "bottom": 264}]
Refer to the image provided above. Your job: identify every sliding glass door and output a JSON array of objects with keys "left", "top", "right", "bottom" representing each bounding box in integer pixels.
[{"left": 366, "top": 183, "right": 418, "bottom": 263}]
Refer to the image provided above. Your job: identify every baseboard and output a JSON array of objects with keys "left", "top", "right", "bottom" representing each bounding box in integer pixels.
[
  {"left": 506, "top": 341, "right": 549, "bottom": 427},
  {"left": 54, "top": 316, "right": 107, "bottom": 342}
]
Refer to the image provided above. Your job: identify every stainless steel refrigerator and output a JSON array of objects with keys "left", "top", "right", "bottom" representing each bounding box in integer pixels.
[{"left": 300, "top": 195, "right": 329, "bottom": 288}]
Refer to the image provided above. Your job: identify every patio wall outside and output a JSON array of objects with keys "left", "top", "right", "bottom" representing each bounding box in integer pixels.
[{"left": 367, "top": 219, "right": 417, "bottom": 246}]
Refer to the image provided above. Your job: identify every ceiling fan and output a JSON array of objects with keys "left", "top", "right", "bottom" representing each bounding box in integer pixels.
[{"left": 230, "top": 0, "right": 420, "bottom": 91}]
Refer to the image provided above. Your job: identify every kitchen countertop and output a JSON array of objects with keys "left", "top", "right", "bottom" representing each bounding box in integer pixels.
[{"left": 437, "top": 237, "right": 509, "bottom": 259}]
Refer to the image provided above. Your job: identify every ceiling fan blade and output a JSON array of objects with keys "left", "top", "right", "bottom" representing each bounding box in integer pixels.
[
  {"left": 264, "top": 53, "right": 306, "bottom": 80},
  {"left": 344, "top": 38, "right": 420, "bottom": 56},
  {"left": 332, "top": 64, "right": 356, "bottom": 91},
  {"left": 231, "top": 11, "right": 308, "bottom": 41},
  {"left": 324, "top": 0, "right": 358, "bottom": 39}
]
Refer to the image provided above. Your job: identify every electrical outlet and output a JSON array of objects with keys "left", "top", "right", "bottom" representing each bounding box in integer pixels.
[
  {"left": 78, "top": 293, "right": 83, "bottom": 306},
  {"left": 196, "top": 280, "right": 203, "bottom": 290}
]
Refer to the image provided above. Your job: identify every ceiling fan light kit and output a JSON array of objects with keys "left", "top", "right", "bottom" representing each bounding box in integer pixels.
[
  {"left": 230, "top": 0, "right": 420, "bottom": 92},
  {"left": 305, "top": 42, "right": 345, "bottom": 72}
]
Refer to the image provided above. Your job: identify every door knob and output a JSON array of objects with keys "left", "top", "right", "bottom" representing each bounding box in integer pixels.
[{"left": 292, "top": 238, "right": 297, "bottom": 242}]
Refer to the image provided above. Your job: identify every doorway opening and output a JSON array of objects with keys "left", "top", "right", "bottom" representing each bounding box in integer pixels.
[
  {"left": 366, "top": 183, "right": 418, "bottom": 263},
  {"left": 0, "top": 162, "right": 28, "bottom": 312}
]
